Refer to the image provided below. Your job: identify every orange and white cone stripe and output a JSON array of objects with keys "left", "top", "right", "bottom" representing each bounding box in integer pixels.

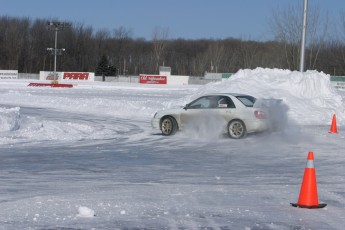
[{"left": 291, "top": 152, "right": 327, "bottom": 209}]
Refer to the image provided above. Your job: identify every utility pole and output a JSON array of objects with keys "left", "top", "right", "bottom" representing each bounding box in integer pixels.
[
  {"left": 300, "top": 0, "right": 308, "bottom": 72},
  {"left": 47, "top": 21, "right": 70, "bottom": 82}
]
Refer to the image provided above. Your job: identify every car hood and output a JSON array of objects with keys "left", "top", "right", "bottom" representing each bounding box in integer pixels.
[{"left": 154, "top": 107, "right": 184, "bottom": 117}]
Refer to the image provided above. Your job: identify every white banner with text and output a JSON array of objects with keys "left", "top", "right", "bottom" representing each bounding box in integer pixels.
[{"left": 0, "top": 70, "right": 18, "bottom": 79}]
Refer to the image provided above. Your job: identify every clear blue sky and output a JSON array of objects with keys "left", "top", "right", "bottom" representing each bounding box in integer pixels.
[{"left": 1, "top": 0, "right": 344, "bottom": 40}]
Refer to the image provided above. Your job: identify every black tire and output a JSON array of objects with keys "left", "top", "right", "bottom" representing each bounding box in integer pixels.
[
  {"left": 160, "top": 116, "right": 178, "bottom": 136},
  {"left": 227, "top": 120, "right": 246, "bottom": 139}
]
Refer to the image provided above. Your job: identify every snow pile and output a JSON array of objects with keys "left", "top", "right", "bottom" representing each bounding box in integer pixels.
[
  {"left": 0, "top": 107, "right": 21, "bottom": 132},
  {"left": 76, "top": 206, "right": 95, "bottom": 218},
  {"left": 184, "top": 68, "right": 345, "bottom": 125}
]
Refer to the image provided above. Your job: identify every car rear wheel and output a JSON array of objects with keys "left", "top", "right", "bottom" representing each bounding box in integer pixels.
[
  {"left": 228, "top": 120, "right": 246, "bottom": 139},
  {"left": 160, "top": 116, "right": 178, "bottom": 136}
]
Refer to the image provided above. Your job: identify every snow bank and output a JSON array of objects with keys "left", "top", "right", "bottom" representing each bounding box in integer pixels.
[
  {"left": 0, "top": 107, "right": 20, "bottom": 132},
  {"left": 183, "top": 68, "right": 345, "bottom": 125}
]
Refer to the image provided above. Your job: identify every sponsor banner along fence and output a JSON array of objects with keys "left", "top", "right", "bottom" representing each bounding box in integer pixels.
[
  {"left": 139, "top": 74, "right": 189, "bottom": 85},
  {"left": 0, "top": 70, "right": 18, "bottom": 79},
  {"left": 139, "top": 74, "right": 167, "bottom": 84},
  {"left": 40, "top": 71, "right": 95, "bottom": 81}
]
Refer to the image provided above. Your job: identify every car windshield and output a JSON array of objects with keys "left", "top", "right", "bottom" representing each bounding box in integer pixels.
[{"left": 236, "top": 95, "right": 256, "bottom": 107}]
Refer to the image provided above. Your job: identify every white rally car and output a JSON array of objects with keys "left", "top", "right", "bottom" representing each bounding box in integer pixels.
[{"left": 151, "top": 93, "right": 281, "bottom": 139}]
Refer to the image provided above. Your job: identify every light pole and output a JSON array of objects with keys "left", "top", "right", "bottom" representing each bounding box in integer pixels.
[
  {"left": 300, "top": 0, "right": 308, "bottom": 72},
  {"left": 47, "top": 21, "right": 70, "bottom": 82}
]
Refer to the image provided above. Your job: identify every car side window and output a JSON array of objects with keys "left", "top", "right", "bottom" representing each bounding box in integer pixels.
[
  {"left": 218, "top": 96, "right": 236, "bottom": 108},
  {"left": 236, "top": 95, "right": 256, "bottom": 107},
  {"left": 207, "top": 96, "right": 235, "bottom": 109},
  {"left": 188, "top": 96, "right": 236, "bottom": 109},
  {"left": 188, "top": 97, "right": 209, "bottom": 109},
  {"left": 208, "top": 96, "right": 219, "bottom": 108}
]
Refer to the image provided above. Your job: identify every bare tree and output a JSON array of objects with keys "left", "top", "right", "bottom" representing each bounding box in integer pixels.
[
  {"left": 270, "top": 5, "right": 302, "bottom": 69},
  {"left": 307, "top": 9, "right": 328, "bottom": 69},
  {"left": 112, "top": 26, "right": 133, "bottom": 75},
  {"left": 113, "top": 26, "right": 133, "bottom": 40},
  {"left": 2, "top": 15, "right": 345, "bottom": 76},
  {"left": 270, "top": 4, "right": 328, "bottom": 70},
  {"left": 95, "top": 29, "right": 110, "bottom": 55},
  {"left": 152, "top": 26, "right": 169, "bottom": 73},
  {"left": 204, "top": 41, "right": 225, "bottom": 73},
  {"left": 337, "top": 12, "right": 345, "bottom": 68},
  {"left": 0, "top": 17, "right": 29, "bottom": 70},
  {"left": 28, "top": 19, "right": 52, "bottom": 72},
  {"left": 236, "top": 39, "right": 260, "bottom": 69}
]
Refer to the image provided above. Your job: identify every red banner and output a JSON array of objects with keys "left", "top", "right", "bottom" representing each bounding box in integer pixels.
[
  {"left": 63, "top": 72, "right": 89, "bottom": 80},
  {"left": 139, "top": 75, "right": 167, "bottom": 84}
]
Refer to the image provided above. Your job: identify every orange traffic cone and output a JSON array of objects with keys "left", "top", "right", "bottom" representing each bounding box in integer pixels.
[
  {"left": 329, "top": 114, "right": 338, "bottom": 134},
  {"left": 291, "top": 152, "right": 327, "bottom": 209}
]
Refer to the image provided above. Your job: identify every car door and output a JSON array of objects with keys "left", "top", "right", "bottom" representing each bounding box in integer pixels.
[
  {"left": 180, "top": 96, "right": 209, "bottom": 128},
  {"left": 180, "top": 95, "right": 236, "bottom": 129},
  {"left": 217, "top": 96, "right": 237, "bottom": 122}
]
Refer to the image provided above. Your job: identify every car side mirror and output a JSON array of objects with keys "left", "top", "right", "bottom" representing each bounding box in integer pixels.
[{"left": 183, "top": 104, "right": 189, "bottom": 110}]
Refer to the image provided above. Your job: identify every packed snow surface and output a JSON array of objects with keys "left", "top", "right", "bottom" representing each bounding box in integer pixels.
[{"left": 0, "top": 68, "right": 344, "bottom": 229}]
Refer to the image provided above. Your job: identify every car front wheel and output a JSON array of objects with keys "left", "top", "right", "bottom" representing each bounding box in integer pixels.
[
  {"left": 228, "top": 120, "right": 246, "bottom": 139},
  {"left": 160, "top": 116, "right": 178, "bottom": 136}
]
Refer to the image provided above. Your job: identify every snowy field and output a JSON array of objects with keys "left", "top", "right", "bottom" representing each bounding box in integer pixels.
[{"left": 0, "top": 68, "right": 344, "bottom": 229}]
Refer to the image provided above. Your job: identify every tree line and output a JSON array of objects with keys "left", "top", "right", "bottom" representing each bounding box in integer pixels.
[{"left": 1, "top": 11, "right": 345, "bottom": 76}]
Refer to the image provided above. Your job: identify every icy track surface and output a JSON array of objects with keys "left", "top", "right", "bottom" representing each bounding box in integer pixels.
[{"left": 0, "top": 69, "right": 345, "bottom": 229}]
